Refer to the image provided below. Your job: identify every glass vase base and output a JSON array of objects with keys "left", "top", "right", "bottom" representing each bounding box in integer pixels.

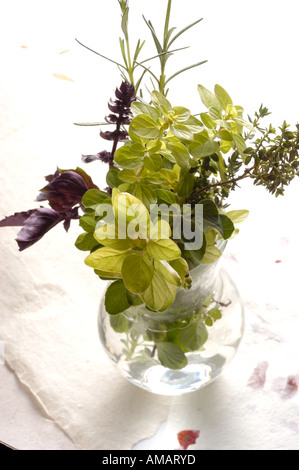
[
  {"left": 123, "top": 353, "right": 227, "bottom": 396},
  {"left": 99, "top": 268, "right": 244, "bottom": 396}
]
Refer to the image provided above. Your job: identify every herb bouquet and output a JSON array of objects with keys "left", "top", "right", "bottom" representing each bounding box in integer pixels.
[{"left": 1, "top": 1, "right": 299, "bottom": 394}]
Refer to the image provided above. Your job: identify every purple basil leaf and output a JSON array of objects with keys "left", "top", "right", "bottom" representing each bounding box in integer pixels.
[
  {"left": 63, "top": 207, "right": 80, "bottom": 232},
  {"left": 0, "top": 209, "right": 37, "bottom": 227},
  {"left": 63, "top": 219, "right": 71, "bottom": 232},
  {"left": 44, "top": 168, "right": 60, "bottom": 183},
  {"left": 16, "top": 208, "right": 64, "bottom": 251},
  {"left": 38, "top": 171, "right": 89, "bottom": 213}
]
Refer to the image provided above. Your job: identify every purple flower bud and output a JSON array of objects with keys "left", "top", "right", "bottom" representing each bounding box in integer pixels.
[
  {"left": 82, "top": 150, "right": 113, "bottom": 165},
  {"left": 100, "top": 130, "right": 128, "bottom": 142}
]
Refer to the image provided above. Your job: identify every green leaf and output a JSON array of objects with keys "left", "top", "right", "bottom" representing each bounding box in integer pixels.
[
  {"left": 82, "top": 189, "right": 110, "bottom": 209},
  {"left": 106, "top": 167, "right": 122, "bottom": 188},
  {"left": 218, "top": 129, "right": 233, "bottom": 141},
  {"left": 131, "top": 101, "right": 161, "bottom": 121},
  {"left": 113, "top": 191, "right": 149, "bottom": 224},
  {"left": 183, "top": 115, "right": 203, "bottom": 133},
  {"left": 141, "top": 267, "right": 177, "bottom": 312},
  {"left": 105, "top": 280, "right": 131, "bottom": 315},
  {"left": 114, "top": 144, "right": 144, "bottom": 169},
  {"left": 143, "top": 153, "right": 162, "bottom": 172},
  {"left": 198, "top": 84, "right": 222, "bottom": 111},
  {"left": 74, "top": 38, "right": 126, "bottom": 70},
  {"left": 225, "top": 210, "right": 249, "bottom": 224},
  {"left": 155, "top": 189, "right": 179, "bottom": 205},
  {"left": 135, "top": 183, "right": 157, "bottom": 209},
  {"left": 94, "top": 224, "right": 132, "bottom": 250},
  {"left": 156, "top": 342, "right": 187, "bottom": 370},
  {"left": 85, "top": 247, "right": 130, "bottom": 273},
  {"left": 118, "top": 169, "right": 137, "bottom": 184},
  {"left": 168, "top": 17, "right": 203, "bottom": 48},
  {"left": 184, "top": 234, "right": 206, "bottom": 266},
  {"left": 150, "top": 219, "right": 171, "bottom": 240},
  {"left": 79, "top": 214, "right": 97, "bottom": 233},
  {"left": 154, "top": 259, "right": 180, "bottom": 286},
  {"left": 167, "top": 141, "right": 190, "bottom": 168},
  {"left": 189, "top": 140, "right": 220, "bottom": 159},
  {"left": 147, "top": 238, "right": 181, "bottom": 260},
  {"left": 122, "top": 253, "right": 154, "bottom": 293},
  {"left": 75, "top": 232, "right": 100, "bottom": 251},
  {"left": 177, "top": 169, "right": 195, "bottom": 197},
  {"left": 130, "top": 114, "right": 161, "bottom": 139},
  {"left": 94, "top": 269, "right": 122, "bottom": 280},
  {"left": 202, "top": 198, "right": 219, "bottom": 220},
  {"left": 121, "top": 7, "right": 129, "bottom": 40},
  {"left": 180, "top": 320, "right": 208, "bottom": 351},
  {"left": 214, "top": 84, "right": 233, "bottom": 110},
  {"left": 201, "top": 245, "right": 222, "bottom": 264},
  {"left": 209, "top": 307, "right": 222, "bottom": 321},
  {"left": 169, "top": 257, "right": 191, "bottom": 289},
  {"left": 166, "top": 61, "right": 207, "bottom": 85},
  {"left": 143, "top": 16, "right": 163, "bottom": 55},
  {"left": 219, "top": 139, "right": 232, "bottom": 154},
  {"left": 203, "top": 201, "right": 234, "bottom": 240},
  {"left": 172, "top": 106, "right": 191, "bottom": 122},
  {"left": 200, "top": 113, "right": 216, "bottom": 130},
  {"left": 110, "top": 313, "right": 133, "bottom": 333},
  {"left": 217, "top": 214, "right": 235, "bottom": 239},
  {"left": 232, "top": 134, "right": 247, "bottom": 160},
  {"left": 126, "top": 291, "right": 143, "bottom": 307},
  {"left": 209, "top": 106, "right": 222, "bottom": 120},
  {"left": 146, "top": 139, "right": 163, "bottom": 154},
  {"left": 170, "top": 124, "right": 194, "bottom": 141},
  {"left": 151, "top": 90, "right": 172, "bottom": 112}
]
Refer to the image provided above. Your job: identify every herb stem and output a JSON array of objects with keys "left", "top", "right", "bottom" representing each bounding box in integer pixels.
[{"left": 193, "top": 165, "right": 256, "bottom": 198}]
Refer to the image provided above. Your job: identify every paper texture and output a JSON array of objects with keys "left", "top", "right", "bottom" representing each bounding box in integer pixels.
[{"left": 0, "top": 224, "right": 170, "bottom": 450}]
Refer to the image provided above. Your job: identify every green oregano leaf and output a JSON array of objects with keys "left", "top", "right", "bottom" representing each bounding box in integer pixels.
[
  {"left": 109, "top": 313, "right": 133, "bottom": 333},
  {"left": 75, "top": 232, "right": 100, "bottom": 251},
  {"left": 105, "top": 279, "right": 131, "bottom": 315},
  {"left": 82, "top": 189, "right": 111, "bottom": 209},
  {"left": 85, "top": 247, "right": 130, "bottom": 273},
  {"left": 79, "top": 214, "right": 97, "bottom": 233},
  {"left": 180, "top": 320, "right": 208, "bottom": 352},
  {"left": 146, "top": 238, "right": 181, "bottom": 261},
  {"left": 122, "top": 253, "right": 154, "bottom": 293},
  {"left": 156, "top": 342, "right": 188, "bottom": 370}
]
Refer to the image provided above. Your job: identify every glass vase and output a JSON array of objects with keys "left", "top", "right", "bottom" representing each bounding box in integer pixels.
[{"left": 98, "top": 256, "right": 244, "bottom": 396}]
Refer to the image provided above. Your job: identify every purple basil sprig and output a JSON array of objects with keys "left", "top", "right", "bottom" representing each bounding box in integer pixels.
[
  {"left": 16, "top": 207, "right": 80, "bottom": 251},
  {"left": 82, "top": 81, "right": 136, "bottom": 165},
  {"left": 0, "top": 168, "right": 97, "bottom": 250},
  {"left": 0, "top": 207, "right": 80, "bottom": 251}
]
